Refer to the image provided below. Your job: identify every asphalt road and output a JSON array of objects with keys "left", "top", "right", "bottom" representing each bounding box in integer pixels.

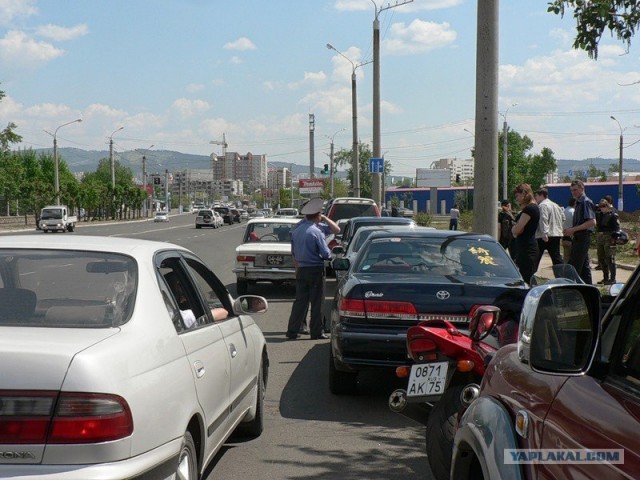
[{"left": 6, "top": 214, "right": 433, "bottom": 479}]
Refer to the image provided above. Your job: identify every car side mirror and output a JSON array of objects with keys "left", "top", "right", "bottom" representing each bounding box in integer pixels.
[
  {"left": 468, "top": 305, "right": 499, "bottom": 342},
  {"left": 234, "top": 295, "right": 268, "bottom": 315},
  {"left": 332, "top": 257, "right": 350, "bottom": 271},
  {"left": 517, "top": 284, "right": 600, "bottom": 374},
  {"left": 332, "top": 246, "right": 345, "bottom": 255}
]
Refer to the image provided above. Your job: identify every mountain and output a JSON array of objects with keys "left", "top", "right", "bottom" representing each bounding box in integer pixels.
[{"left": 30, "top": 148, "right": 639, "bottom": 179}]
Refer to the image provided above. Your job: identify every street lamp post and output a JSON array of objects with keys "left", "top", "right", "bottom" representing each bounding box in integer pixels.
[
  {"left": 139, "top": 144, "right": 154, "bottom": 218},
  {"left": 108, "top": 127, "right": 124, "bottom": 220},
  {"left": 326, "top": 44, "right": 371, "bottom": 198},
  {"left": 45, "top": 118, "right": 82, "bottom": 205},
  {"left": 370, "top": 0, "right": 413, "bottom": 206},
  {"left": 326, "top": 129, "right": 345, "bottom": 198},
  {"left": 610, "top": 116, "right": 625, "bottom": 211},
  {"left": 500, "top": 103, "right": 517, "bottom": 200}
]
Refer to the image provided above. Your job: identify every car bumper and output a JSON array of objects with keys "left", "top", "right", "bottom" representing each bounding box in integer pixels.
[
  {"left": 332, "top": 325, "right": 410, "bottom": 372},
  {"left": 233, "top": 267, "right": 296, "bottom": 281},
  {"left": 0, "top": 437, "right": 181, "bottom": 480}
]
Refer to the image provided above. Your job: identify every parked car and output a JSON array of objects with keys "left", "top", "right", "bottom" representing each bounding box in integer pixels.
[
  {"left": 275, "top": 208, "right": 298, "bottom": 218},
  {"left": 195, "top": 208, "right": 222, "bottom": 229},
  {"left": 238, "top": 209, "right": 249, "bottom": 221},
  {"left": 233, "top": 218, "right": 301, "bottom": 295},
  {"left": 451, "top": 276, "right": 638, "bottom": 479},
  {"left": 332, "top": 224, "right": 418, "bottom": 284},
  {"left": 0, "top": 235, "right": 269, "bottom": 479},
  {"left": 154, "top": 210, "right": 169, "bottom": 222},
  {"left": 325, "top": 197, "right": 380, "bottom": 222},
  {"left": 214, "top": 206, "right": 234, "bottom": 225},
  {"left": 329, "top": 228, "right": 526, "bottom": 394},
  {"left": 338, "top": 216, "right": 416, "bottom": 251}
]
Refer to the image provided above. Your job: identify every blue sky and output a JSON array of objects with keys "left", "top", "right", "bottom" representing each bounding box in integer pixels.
[{"left": 2, "top": 0, "right": 640, "bottom": 177}]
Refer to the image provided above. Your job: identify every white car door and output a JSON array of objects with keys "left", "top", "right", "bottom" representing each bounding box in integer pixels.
[
  {"left": 182, "top": 256, "right": 259, "bottom": 425},
  {"left": 156, "top": 254, "right": 232, "bottom": 452}
]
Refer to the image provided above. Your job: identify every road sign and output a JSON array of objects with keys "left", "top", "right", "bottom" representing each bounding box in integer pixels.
[{"left": 369, "top": 157, "right": 384, "bottom": 173}]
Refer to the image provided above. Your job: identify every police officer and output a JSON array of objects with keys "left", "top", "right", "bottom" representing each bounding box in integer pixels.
[
  {"left": 563, "top": 180, "right": 596, "bottom": 284},
  {"left": 285, "top": 198, "right": 340, "bottom": 340}
]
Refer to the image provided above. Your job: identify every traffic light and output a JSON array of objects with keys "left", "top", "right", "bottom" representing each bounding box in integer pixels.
[
  {"left": 153, "top": 177, "right": 161, "bottom": 185},
  {"left": 323, "top": 164, "right": 329, "bottom": 175}
]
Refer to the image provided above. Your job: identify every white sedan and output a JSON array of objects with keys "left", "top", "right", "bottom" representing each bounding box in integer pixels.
[
  {"left": 0, "top": 235, "right": 268, "bottom": 480},
  {"left": 234, "top": 217, "right": 300, "bottom": 295}
]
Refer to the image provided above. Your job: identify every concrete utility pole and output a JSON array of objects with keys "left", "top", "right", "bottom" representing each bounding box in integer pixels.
[
  {"left": 309, "top": 114, "right": 315, "bottom": 178},
  {"left": 371, "top": 0, "right": 413, "bottom": 205},
  {"left": 109, "top": 127, "right": 124, "bottom": 219},
  {"left": 327, "top": 129, "right": 345, "bottom": 198},
  {"left": 326, "top": 44, "right": 371, "bottom": 198},
  {"left": 45, "top": 118, "right": 82, "bottom": 206},
  {"left": 473, "top": 0, "right": 499, "bottom": 237},
  {"left": 610, "top": 116, "right": 625, "bottom": 211},
  {"left": 140, "top": 145, "right": 154, "bottom": 218}
]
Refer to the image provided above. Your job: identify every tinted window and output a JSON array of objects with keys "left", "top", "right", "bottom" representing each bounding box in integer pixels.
[
  {"left": 329, "top": 203, "right": 378, "bottom": 221},
  {"left": 355, "top": 236, "right": 521, "bottom": 279},
  {"left": 0, "top": 250, "right": 137, "bottom": 328}
]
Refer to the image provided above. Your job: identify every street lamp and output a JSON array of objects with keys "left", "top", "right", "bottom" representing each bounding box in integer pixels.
[
  {"left": 500, "top": 103, "right": 517, "bottom": 200},
  {"left": 45, "top": 118, "right": 82, "bottom": 205},
  {"left": 370, "top": 0, "right": 413, "bottom": 206},
  {"left": 610, "top": 115, "right": 625, "bottom": 211},
  {"left": 326, "top": 128, "right": 346, "bottom": 198},
  {"left": 326, "top": 43, "right": 371, "bottom": 198},
  {"left": 138, "top": 144, "right": 154, "bottom": 217}
]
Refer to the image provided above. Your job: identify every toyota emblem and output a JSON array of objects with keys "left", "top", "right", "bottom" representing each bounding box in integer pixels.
[{"left": 436, "top": 290, "right": 450, "bottom": 300}]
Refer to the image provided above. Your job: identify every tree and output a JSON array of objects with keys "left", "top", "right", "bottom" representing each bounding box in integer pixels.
[
  {"left": 548, "top": 1, "right": 640, "bottom": 59},
  {"left": 333, "top": 142, "right": 385, "bottom": 199},
  {"left": 0, "top": 87, "right": 22, "bottom": 153}
]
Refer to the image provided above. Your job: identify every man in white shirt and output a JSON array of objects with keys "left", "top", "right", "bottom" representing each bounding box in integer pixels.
[{"left": 535, "top": 188, "right": 565, "bottom": 267}]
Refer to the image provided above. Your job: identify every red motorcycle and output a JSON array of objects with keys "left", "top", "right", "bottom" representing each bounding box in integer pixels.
[{"left": 388, "top": 304, "right": 505, "bottom": 480}]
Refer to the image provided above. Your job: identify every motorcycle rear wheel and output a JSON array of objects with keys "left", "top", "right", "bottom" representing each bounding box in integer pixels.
[{"left": 425, "top": 384, "right": 464, "bottom": 480}]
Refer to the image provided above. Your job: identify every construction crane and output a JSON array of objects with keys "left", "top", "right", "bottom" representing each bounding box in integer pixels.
[{"left": 210, "top": 133, "right": 228, "bottom": 179}]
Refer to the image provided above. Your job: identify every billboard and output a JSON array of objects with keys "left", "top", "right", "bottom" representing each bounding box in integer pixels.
[
  {"left": 299, "top": 178, "right": 325, "bottom": 194},
  {"left": 416, "top": 168, "right": 451, "bottom": 188}
]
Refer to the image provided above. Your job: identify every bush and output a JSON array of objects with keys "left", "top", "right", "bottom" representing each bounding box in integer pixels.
[{"left": 415, "top": 212, "right": 432, "bottom": 227}]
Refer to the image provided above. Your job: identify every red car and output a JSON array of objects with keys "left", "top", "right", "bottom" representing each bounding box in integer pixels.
[{"left": 452, "top": 278, "right": 639, "bottom": 479}]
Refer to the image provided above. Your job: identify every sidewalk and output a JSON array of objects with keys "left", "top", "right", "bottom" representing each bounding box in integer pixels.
[{"left": 536, "top": 252, "right": 638, "bottom": 285}]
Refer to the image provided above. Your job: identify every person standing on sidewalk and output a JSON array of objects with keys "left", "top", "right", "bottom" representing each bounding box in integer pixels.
[
  {"left": 498, "top": 200, "right": 516, "bottom": 259},
  {"left": 511, "top": 184, "right": 540, "bottom": 284},
  {"left": 449, "top": 205, "right": 460, "bottom": 230},
  {"left": 562, "top": 197, "right": 576, "bottom": 263},
  {"left": 564, "top": 180, "right": 596, "bottom": 284},
  {"left": 595, "top": 199, "right": 620, "bottom": 284},
  {"left": 534, "top": 188, "right": 565, "bottom": 267},
  {"left": 285, "top": 197, "right": 340, "bottom": 340}
]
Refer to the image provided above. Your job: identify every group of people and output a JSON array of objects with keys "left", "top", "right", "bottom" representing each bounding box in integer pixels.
[{"left": 498, "top": 180, "right": 620, "bottom": 285}]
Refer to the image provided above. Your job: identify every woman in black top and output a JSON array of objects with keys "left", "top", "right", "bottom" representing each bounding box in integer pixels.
[{"left": 511, "top": 183, "right": 540, "bottom": 284}]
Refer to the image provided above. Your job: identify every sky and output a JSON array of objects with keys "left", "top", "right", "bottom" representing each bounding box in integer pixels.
[{"left": 2, "top": 0, "right": 640, "bottom": 178}]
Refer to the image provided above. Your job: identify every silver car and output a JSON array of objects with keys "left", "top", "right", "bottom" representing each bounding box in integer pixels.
[{"left": 0, "top": 235, "right": 268, "bottom": 479}]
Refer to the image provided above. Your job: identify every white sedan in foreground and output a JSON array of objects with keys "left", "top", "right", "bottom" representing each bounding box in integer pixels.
[{"left": 0, "top": 235, "right": 268, "bottom": 480}]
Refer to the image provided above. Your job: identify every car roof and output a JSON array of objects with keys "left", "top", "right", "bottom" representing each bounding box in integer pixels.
[
  {"left": 246, "top": 218, "right": 300, "bottom": 225},
  {"left": 348, "top": 216, "right": 413, "bottom": 224},
  {"left": 364, "top": 228, "right": 494, "bottom": 241},
  {"left": 0, "top": 235, "right": 187, "bottom": 256},
  {"left": 330, "top": 197, "right": 376, "bottom": 205}
]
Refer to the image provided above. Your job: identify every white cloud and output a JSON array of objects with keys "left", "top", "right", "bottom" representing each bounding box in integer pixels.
[
  {"left": 334, "top": 0, "right": 462, "bottom": 12},
  {"left": 224, "top": 37, "right": 256, "bottom": 51},
  {"left": 384, "top": 19, "right": 457, "bottom": 55},
  {"left": 36, "top": 23, "right": 89, "bottom": 41},
  {"left": 288, "top": 71, "right": 327, "bottom": 90},
  {"left": 186, "top": 83, "right": 205, "bottom": 93},
  {"left": 172, "top": 98, "right": 210, "bottom": 118},
  {"left": 0, "top": 30, "right": 63, "bottom": 68},
  {"left": 84, "top": 103, "right": 128, "bottom": 120},
  {"left": 0, "top": 0, "right": 37, "bottom": 26},
  {"left": 230, "top": 56, "right": 243, "bottom": 64},
  {"left": 0, "top": 94, "right": 22, "bottom": 117},
  {"left": 328, "top": 46, "right": 365, "bottom": 82}
]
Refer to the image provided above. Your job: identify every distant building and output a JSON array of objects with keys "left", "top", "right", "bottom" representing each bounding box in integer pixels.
[
  {"left": 430, "top": 158, "right": 474, "bottom": 183},
  {"left": 212, "top": 151, "right": 267, "bottom": 193},
  {"left": 267, "top": 167, "right": 291, "bottom": 191}
]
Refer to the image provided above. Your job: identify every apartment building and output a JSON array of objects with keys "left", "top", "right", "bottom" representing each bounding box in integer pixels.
[{"left": 430, "top": 158, "right": 475, "bottom": 184}]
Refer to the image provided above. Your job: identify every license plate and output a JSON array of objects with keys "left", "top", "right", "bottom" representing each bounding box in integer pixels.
[
  {"left": 266, "top": 255, "right": 284, "bottom": 265},
  {"left": 406, "top": 362, "right": 448, "bottom": 397}
]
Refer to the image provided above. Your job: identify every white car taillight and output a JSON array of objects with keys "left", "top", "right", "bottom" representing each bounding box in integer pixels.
[{"left": 0, "top": 391, "right": 133, "bottom": 444}]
